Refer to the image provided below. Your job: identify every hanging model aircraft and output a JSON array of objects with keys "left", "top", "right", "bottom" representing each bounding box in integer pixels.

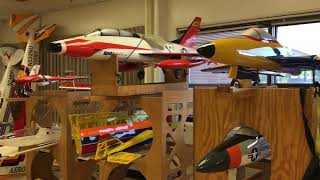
[
  {"left": 0, "top": 47, "right": 24, "bottom": 135},
  {"left": 10, "top": 14, "right": 56, "bottom": 96},
  {"left": 196, "top": 28, "right": 320, "bottom": 84},
  {"left": 196, "top": 127, "right": 271, "bottom": 173},
  {"left": 69, "top": 111, "right": 153, "bottom": 164},
  {"left": 47, "top": 17, "right": 208, "bottom": 79},
  {"left": 10, "top": 14, "right": 85, "bottom": 93},
  {"left": 14, "top": 74, "right": 88, "bottom": 87}
]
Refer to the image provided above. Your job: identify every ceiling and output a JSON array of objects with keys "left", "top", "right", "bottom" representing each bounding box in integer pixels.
[{"left": 0, "top": 0, "right": 106, "bottom": 21}]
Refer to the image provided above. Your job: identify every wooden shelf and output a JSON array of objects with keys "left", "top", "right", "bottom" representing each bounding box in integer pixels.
[{"left": 194, "top": 87, "right": 317, "bottom": 180}]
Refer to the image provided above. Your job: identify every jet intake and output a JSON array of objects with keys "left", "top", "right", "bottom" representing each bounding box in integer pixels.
[
  {"left": 48, "top": 43, "right": 62, "bottom": 54},
  {"left": 197, "top": 43, "right": 215, "bottom": 59}
]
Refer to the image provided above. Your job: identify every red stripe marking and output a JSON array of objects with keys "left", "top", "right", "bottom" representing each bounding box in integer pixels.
[
  {"left": 65, "top": 39, "right": 150, "bottom": 58},
  {"left": 226, "top": 145, "right": 241, "bottom": 169}
]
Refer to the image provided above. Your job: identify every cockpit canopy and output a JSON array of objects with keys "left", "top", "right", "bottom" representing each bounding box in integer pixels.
[
  {"left": 85, "top": 28, "right": 141, "bottom": 38},
  {"left": 241, "top": 28, "right": 276, "bottom": 41}
]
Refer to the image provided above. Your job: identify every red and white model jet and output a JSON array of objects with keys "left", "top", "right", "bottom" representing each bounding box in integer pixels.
[{"left": 48, "top": 17, "right": 207, "bottom": 79}]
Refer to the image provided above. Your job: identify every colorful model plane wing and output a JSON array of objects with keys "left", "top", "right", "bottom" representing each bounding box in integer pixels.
[{"left": 14, "top": 75, "right": 87, "bottom": 86}]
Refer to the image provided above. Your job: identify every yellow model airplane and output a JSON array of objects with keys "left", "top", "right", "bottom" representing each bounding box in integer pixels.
[
  {"left": 95, "top": 130, "right": 153, "bottom": 164},
  {"left": 77, "top": 129, "right": 153, "bottom": 164},
  {"left": 197, "top": 28, "right": 319, "bottom": 79}
]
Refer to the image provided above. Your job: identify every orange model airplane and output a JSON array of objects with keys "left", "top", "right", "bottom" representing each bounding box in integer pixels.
[{"left": 197, "top": 28, "right": 319, "bottom": 80}]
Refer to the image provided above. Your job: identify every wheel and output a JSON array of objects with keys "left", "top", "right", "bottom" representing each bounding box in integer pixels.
[
  {"left": 15, "top": 84, "right": 31, "bottom": 97},
  {"left": 137, "top": 70, "right": 145, "bottom": 80},
  {"left": 252, "top": 81, "right": 259, "bottom": 86},
  {"left": 230, "top": 79, "right": 240, "bottom": 88},
  {"left": 174, "top": 69, "right": 182, "bottom": 79}
]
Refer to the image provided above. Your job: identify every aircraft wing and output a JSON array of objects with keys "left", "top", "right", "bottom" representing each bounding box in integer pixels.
[
  {"left": 201, "top": 64, "right": 230, "bottom": 73},
  {"left": 107, "top": 152, "right": 142, "bottom": 164},
  {"left": 139, "top": 52, "right": 200, "bottom": 57},
  {"left": 266, "top": 55, "right": 318, "bottom": 69},
  {"left": 238, "top": 47, "right": 318, "bottom": 69},
  {"left": 15, "top": 75, "right": 87, "bottom": 85},
  {"left": 59, "top": 82, "right": 91, "bottom": 91},
  {"left": 0, "top": 142, "right": 58, "bottom": 158},
  {"left": 202, "top": 65, "right": 284, "bottom": 77},
  {"left": 155, "top": 59, "right": 209, "bottom": 69}
]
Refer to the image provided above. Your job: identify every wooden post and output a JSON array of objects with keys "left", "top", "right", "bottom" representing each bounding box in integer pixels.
[{"left": 194, "top": 88, "right": 317, "bottom": 180}]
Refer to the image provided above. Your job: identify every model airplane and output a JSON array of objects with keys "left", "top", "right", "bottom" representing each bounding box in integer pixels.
[
  {"left": 10, "top": 14, "right": 56, "bottom": 96},
  {"left": 0, "top": 127, "right": 60, "bottom": 158},
  {"left": 14, "top": 74, "right": 87, "bottom": 87},
  {"left": 0, "top": 47, "right": 24, "bottom": 135},
  {"left": 48, "top": 17, "right": 208, "bottom": 79},
  {"left": 197, "top": 28, "right": 320, "bottom": 81},
  {"left": 80, "top": 120, "right": 152, "bottom": 156},
  {"left": 70, "top": 111, "right": 153, "bottom": 164},
  {"left": 196, "top": 127, "right": 270, "bottom": 173}
]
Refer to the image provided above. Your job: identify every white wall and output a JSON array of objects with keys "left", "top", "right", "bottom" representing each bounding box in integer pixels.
[
  {"left": 1, "top": 0, "right": 320, "bottom": 44},
  {"left": 42, "top": 0, "right": 145, "bottom": 38},
  {"left": 0, "top": 0, "right": 145, "bottom": 44}
]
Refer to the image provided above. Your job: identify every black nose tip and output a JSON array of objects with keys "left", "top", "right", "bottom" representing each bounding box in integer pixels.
[
  {"left": 196, "top": 150, "right": 230, "bottom": 173},
  {"left": 48, "top": 42, "right": 62, "bottom": 53},
  {"left": 197, "top": 44, "right": 215, "bottom": 58}
]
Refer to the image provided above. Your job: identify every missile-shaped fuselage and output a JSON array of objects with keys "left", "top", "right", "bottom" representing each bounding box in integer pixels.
[{"left": 196, "top": 127, "right": 271, "bottom": 173}]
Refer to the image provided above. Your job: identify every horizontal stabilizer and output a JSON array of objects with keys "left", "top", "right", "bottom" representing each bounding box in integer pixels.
[
  {"left": 35, "top": 24, "right": 57, "bottom": 43},
  {"left": 139, "top": 52, "right": 199, "bottom": 57},
  {"left": 107, "top": 152, "right": 142, "bottom": 164},
  {"left": 156, "top": 59, "right": 208, "bottom": 69}
]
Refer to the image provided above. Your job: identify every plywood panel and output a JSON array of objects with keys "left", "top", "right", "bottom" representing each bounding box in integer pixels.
[{"left": 194, "top": 88, "right": 316, "bottom": 180}]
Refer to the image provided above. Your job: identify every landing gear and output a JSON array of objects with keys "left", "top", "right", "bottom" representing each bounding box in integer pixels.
[
  {"left": 252, "top": 81, "right": 259, "bottom": 86},
  {"left": 137, "top": 70, "right": 145, "bottom": 80},
  {"left": 231, "top": 79, "right": 259, "bottom": 88},
  {"left": 230, "top": 79, "right": 240, "bottom": 88},
  {"left": 174, "top": 69, "right": 182, "bottom": 79}
]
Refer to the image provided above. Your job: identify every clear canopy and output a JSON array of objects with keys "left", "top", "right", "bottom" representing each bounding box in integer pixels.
[
  {"left": 85, "top": 28, "right": 140, "bottom": 38},
  {"left": 241, "top": 28, "right": 276, "bottom": 40}
]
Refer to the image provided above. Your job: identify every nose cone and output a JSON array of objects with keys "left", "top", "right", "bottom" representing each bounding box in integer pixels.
[
  {"left": 197, "top": 43, "right": 215, "bottom": 59},
  {"left": 196, "top": 149, "right": 230, "bottom": 173},
  {"left": 48, "top": 42, "right": 62, "bottom": 53}
]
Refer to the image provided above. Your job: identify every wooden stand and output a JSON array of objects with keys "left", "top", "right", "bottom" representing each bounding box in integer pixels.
[
  {"left": 25, "top": 55, "right": 193, "bottom": 179},
  {"left": 194, "top": 87, "right": 317, "bottom": 180}
]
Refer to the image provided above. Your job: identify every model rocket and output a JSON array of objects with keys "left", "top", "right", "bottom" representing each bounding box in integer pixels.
[{"left": 196, "top": 127, "right": 271, "bottom": 173}]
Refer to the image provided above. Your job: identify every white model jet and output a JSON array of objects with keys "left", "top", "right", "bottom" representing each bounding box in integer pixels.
[
  {"left": 0, "top": 47, "right": 24, "bottom": 135},
  {"left": 48, "top": 17, "right": 208, "bottom": 79},
  {"left": 0, "top": 127, "right": 60, "bottom": 158}
]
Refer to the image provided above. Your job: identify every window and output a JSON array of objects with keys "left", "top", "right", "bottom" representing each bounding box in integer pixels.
[{"left": 275, "top": 22, "right": 320, "bottom": 84}]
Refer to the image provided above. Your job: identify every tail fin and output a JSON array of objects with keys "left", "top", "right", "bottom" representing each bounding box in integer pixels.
[
  {"left": 10, "top": 14, "right": 41, "bottom": 43},
  {"left": 173, "top": 17, "right": 201, "bottom": 47},
  {"left": 29, "top": 65, "right": 40, "bottom": 75},
  {"left": 10, "top": 14, "right": 56, "bottom": 43},
  {"left": 10, "top": 14, "right": 56, "bottom": 77}
]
